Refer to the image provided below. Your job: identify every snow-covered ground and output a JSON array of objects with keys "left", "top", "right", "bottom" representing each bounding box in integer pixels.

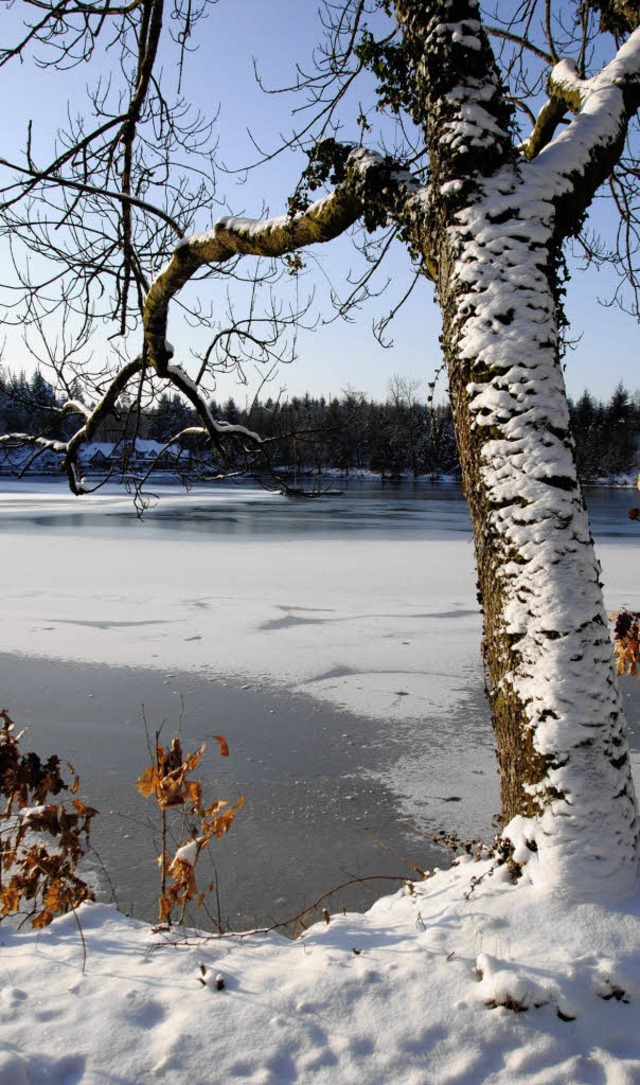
[
  {"left": 2, "top": 858, "right": 639, "bottom": 1084},
  {"left": 1, "top": 481, "right": 639, "bottom": 1083}
]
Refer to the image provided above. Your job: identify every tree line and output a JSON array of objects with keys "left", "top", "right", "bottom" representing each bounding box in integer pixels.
[{"left": 1, "top": 368, "right": 638, "bottom": 482}]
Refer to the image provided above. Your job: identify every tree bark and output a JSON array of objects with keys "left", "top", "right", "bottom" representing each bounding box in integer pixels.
[
  {"left": 393, "top": 0, "right": 639, "bottom": 893},
  {"left": 440, "top": 205, "right": 638, "bottom": 894}
]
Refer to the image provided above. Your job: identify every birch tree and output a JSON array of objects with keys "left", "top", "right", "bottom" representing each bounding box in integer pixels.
[{"left": 1, "top": 0, "right": 640, "bottom": 896}]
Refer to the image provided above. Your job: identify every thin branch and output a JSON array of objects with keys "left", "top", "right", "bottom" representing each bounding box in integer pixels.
[
  {"left": 486, "top": 25, "right": 555, "bottom": 65},
  {"left": 0, "top": 158, "right": 185, "bottom": 238}
]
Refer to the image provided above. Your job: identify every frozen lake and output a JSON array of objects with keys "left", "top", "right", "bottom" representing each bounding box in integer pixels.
[
  {"left": 4, "top": 475, "right": 640, "bottom": 540},
  {"left": 0, "top": 478, "right": 639, "bottom": 928}
]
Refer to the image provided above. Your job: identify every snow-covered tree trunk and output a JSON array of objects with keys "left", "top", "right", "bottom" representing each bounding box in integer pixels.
[
  {"left": 394, "top": 0, "right": 640, "bottom": 893},
  {"left": 444, "top": 205, "right": 638, "bottom": 894}
]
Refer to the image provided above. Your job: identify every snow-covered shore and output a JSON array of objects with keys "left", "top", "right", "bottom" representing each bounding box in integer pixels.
[{"left": 1, "top": 858, "right": 639, "bottom": 1084}]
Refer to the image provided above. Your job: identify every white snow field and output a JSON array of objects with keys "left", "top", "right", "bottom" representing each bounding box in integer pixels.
[
  {"left": 0, "top": 482, "right": 639, "bottom": 1083},
  {"left": 1, "top": 860, "right": 639, "bottom": 1084},
  {"left": 0, "top": 483, "right": 483, "bottom": 723}
]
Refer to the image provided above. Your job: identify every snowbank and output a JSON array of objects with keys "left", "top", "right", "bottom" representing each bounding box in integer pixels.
[{"left": 1, "top": 859, "right": 639, "bottom": 1084}]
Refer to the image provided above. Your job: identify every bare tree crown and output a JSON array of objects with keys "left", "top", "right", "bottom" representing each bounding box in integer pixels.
[{"left": 1, "top": 0, "right": 640, "bottom": 491}]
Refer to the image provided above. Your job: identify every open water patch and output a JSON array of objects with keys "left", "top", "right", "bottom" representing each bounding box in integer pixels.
[{"left": 0, "top": 652, "right": 469, "bottom": 931}]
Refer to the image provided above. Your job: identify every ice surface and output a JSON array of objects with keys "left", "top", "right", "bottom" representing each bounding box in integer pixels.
[{"left": 0, "top": 485, "right": 481, "bottom": 726}]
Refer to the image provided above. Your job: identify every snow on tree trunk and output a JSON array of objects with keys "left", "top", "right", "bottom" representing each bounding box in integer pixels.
[
  {"left": 394, "top": 0, "right": 640, "bottom": 893},
  {"left": 442, "top": 189, "right": 638, "bottom": 895}
]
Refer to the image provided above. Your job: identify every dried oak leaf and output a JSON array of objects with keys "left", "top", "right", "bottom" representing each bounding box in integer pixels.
[
  {"left": 32, "top": 909, "right": 55, "bottom": 929},
  {"left": 135, "top": 765, "right": 158, "bottom": 798},
  {"left": 203, "top": 799, "right": 228, "bottom": 818},
  {"left": 0, "top": 885, "right": 21, "bottom": 915},
  {"left": 184, "top": 779, "right": 203, "bottom": 811},
  {"left": 214, "top": 735, "right": 230, "bottom": 757}
]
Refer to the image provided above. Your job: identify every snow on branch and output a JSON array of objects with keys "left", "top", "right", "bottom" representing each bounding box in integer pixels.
[
  {"left": 521, "top": 62, "right": 591, "bottom": 163},
  {"left": 0, "top": 433, "right": 67, "bottom": 458},
  {"left": 143, "top": 148, "right": 419, "bottom": 375},
  {"left": 63, "top": 357, "right": 144, "bottom": 494},
  {"left": 2, "top": 142, "right": 423, "bottom": 499},
  {"left": 549, "top": 59, "right": 592, "bottom": 107},
  {"left": 529, "top": 28, "right": 640, "bottom": 224},
  {"left": 165, "top": 363, "right": 264, "bottom": 447}
]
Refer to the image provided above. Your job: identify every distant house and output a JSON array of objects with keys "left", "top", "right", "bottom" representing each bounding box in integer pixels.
[
  {"left": 33, "top": 449, "right": 64, "bottom": 473},
  {"left": 81, "top": 439, "right": 182, "bottom": 473},
  {"left": 88, "top": 448, "right": 112, "bottom": 471},
  {"left": 147, "top": 448, "right": 178, "bottom": 470}
]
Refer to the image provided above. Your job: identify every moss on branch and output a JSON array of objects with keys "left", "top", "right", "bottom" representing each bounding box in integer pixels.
[{"left": 143, "top": 148, "right": 420, "bottom": 374}]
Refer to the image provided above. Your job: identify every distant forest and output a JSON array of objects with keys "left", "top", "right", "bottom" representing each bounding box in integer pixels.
[{"left": 0, "top": 368, "right": 638, "bottom": 482}]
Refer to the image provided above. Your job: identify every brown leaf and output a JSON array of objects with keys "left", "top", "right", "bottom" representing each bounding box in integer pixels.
[
  {"left": 25, "top": 804, "right": 60, "bottom": 834},
  {"left": 135, "top": 765, "right": 159, "bottom": 798},
  {"left": 157, "top": 778, "right": 186, "bottom": 808},
  {"left": 32, "top": 909, "right": 54, "bottom": 929},
  {"left": 214, "top": 735, "right": 230, "bottom": 757},
  {"left": 211, "top": 810, "right": 235, "bottom": 838},
  {"left": 166, "top": 737, "right": 183, "bottom": 770},
  {"left": 184, "top": 743, "right": 206, "bottom": 773},
  {"left": 184, "top": 780, "right": 202, "bottom": 811},
  {"left": 159, "top": 892, "right": 174, "bottom": 922},
  {"left": 0, "top": 885, "right": 20, "bottom": 915},
  {"left": 71, "top": 799, "right": 99, "bottom": 824},
  {"left": 43, "top": 881, "right": 66, "bottom": 911},
  {"left": 66, "top": 761, "right": 79, "bottom": 794},
  {"left": 203, "top": 799, "right": 228, "bottom": 818}
]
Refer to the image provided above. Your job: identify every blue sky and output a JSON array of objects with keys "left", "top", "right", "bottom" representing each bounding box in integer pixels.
[{"left": 0, "top": 0, "right": 638, "bottom": 405}]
